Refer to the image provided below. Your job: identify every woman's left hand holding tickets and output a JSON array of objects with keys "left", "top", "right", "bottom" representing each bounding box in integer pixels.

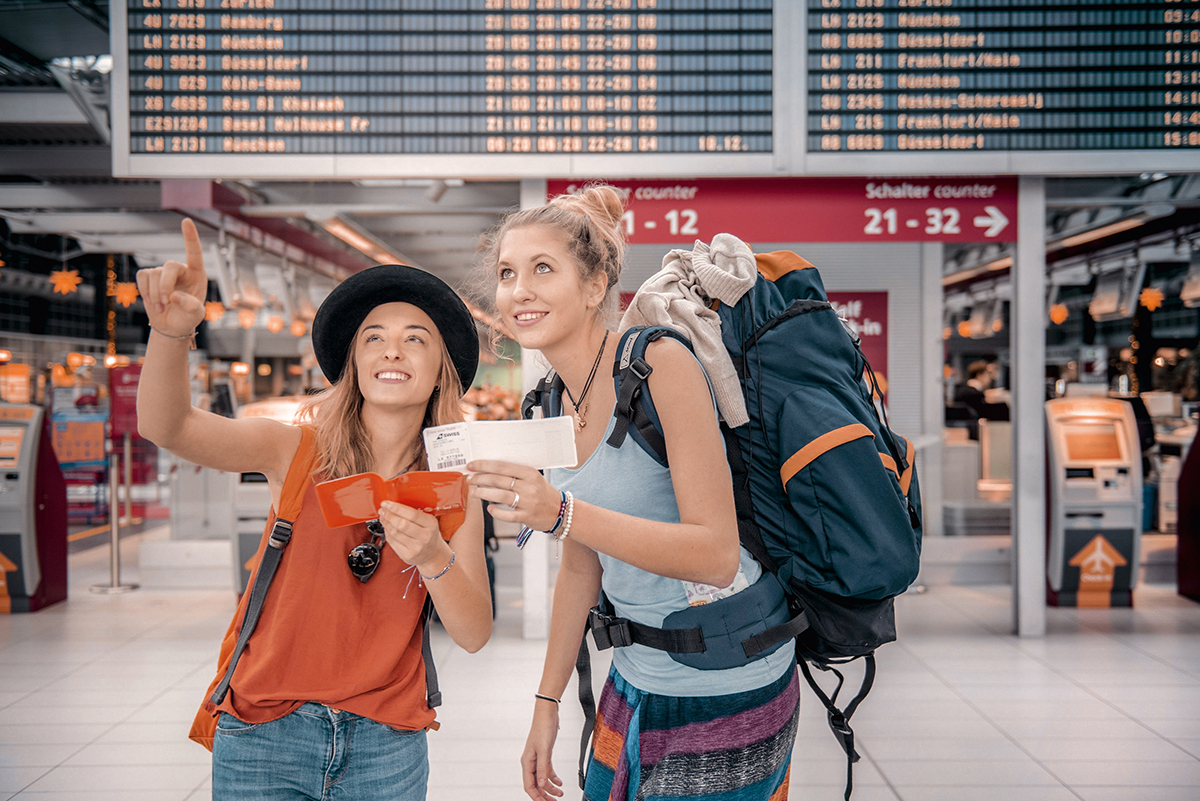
[
  {"left": 377, "top": 501, "right": 448, "bottom": 575},
  {"left": 467, "top": 460, "right": 562, "bottom": 531}
]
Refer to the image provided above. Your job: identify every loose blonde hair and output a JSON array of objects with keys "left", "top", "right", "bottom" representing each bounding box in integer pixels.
[
  {"left": 298, "top": 335, "right": 464, "bottom": 480},
  {"left": 474, "top": 183, "right": 627, "bottom": 343}
]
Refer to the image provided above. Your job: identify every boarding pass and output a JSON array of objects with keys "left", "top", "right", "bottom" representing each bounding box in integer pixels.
[{"left": 423, "top": 416, "right": 578, "bottom": 473}]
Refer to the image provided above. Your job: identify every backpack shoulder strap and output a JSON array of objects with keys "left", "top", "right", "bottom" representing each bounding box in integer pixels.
[
  {"left": 209, "top": 426, "right": 317, "bottom": 705},
  {"left": 521, "top": 368, "right": 565, "bottom": 420},
  {"left": 606, "top": 326, "right": 694, "bottom": 467}
]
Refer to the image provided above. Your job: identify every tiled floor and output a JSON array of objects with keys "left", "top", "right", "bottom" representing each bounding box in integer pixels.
[{"left": 2, "top": 528, "right": 1199, "bottom": 800}]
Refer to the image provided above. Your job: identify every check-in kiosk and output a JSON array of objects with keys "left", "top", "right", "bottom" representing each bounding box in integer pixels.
[
  {"left": 0, "top": 404, "right": 68, "bottom": 613},
  {"left": 1046, "top": 398, "right": 1142, "bottom": 608}
]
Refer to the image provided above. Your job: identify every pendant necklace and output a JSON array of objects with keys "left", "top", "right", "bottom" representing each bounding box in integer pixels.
[{"left": 563, "top": 330, "right": 609, "bottom": 432}]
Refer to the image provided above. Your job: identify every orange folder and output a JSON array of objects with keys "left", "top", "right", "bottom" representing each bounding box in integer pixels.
[{"left": 314, "top": 470, "right": 468, "bottom": 528}]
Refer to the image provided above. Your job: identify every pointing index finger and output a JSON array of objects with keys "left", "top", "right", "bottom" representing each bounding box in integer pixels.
[{"left": 181, "top": 218, "right": 204, "bottom": 273}]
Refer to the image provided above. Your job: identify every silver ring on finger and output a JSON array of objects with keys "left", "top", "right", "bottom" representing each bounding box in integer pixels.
[
  {"left": 509, "top": 476, "right": 517, "bottom": 491},
  {"left": 510, "top": 491, "right": 520, "bottom": 509}
]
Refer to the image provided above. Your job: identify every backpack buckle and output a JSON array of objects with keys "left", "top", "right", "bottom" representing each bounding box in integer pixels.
[
  {"left": 588, "top": 609, "right": 633, "bottom": 650},
  {"left": 629, "top": 357, "right": 652, "bottom": 382},
  {"left": 268, "top": 519, "right": 293, "bottom": 549}
]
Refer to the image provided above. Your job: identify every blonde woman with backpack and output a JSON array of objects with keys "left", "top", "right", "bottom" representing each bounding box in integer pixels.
[{"left": 468, "top": 185, "right": 799, "bottom": 801}]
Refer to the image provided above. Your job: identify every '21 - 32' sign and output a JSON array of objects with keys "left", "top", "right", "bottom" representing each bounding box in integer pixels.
[{"left": 549, "top": 178, "right": 1018, "bottom": 245}]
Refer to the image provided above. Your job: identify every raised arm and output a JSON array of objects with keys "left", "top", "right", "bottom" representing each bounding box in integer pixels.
[{"left": 136, "top": 218, "right": 299, "bottom": 481}]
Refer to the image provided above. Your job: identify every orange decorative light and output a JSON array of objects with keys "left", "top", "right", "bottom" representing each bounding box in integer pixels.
[
  {"left": 957, "top": 320, "right": 972, "bottom": 338},
  {"left": 257, "top": 363, "right": 272, "bottom": 377},
  {"left": 231, "top": 361, "right": 251, "bottom": 376},
  {"left": 1139, "top": 287, "right": 1165, "bottom": 312},
  {"left": 237, "top": 308, "right": 257, "bottom": 328},
  {"left": 266, "top": 315, "right": 284, "bottom": 334},
  {"left": 288, "top": 364, "right": 304, "bottom": 376},
  {"left": 66, "top": 352, "right": 85, "bottom": 369},
  {"left": 81, "top": 354, "right": 96, "bottom": 367},
  {"left": 49, "top": 268, "right": 82, "bottom": 295},
  {"left": 289, "top": 319, "right": 307, "bottom": 337},
  {"left": 117, "top": 355, "right": 131, "bottom": 367},
  {"left": 104, "top": 355, "right": 119, "bottom": 368},
  {"left": 114, "top": 282, "right": 139, "bottom": 307},
  {"left": 942, "top": 327, "right": 951, "bottom": 341},
  {"left": 0, "top": 349, "right": 10, "bottom": 363},
  {"left": 205, "top": 301, "right": 226, "bottom": 322},
  {"left": 991, "top": 318, "right": 1003, "bottom": 333},
  {"left": 1049, "top": 303, "right": 1069, "bottom": 325}
]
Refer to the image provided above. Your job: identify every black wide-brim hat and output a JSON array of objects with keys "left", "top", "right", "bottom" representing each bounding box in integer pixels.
[{"left": 312, "top": 264, "right": 478, "bottom": 392}]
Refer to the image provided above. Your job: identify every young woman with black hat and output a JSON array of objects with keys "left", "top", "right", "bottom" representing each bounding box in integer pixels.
[
  {"left": 468, "top": 186, "right": 799, "bottom": 801},
  {"left": 137, "top": 219, "right": 493, "bottom": 799}
]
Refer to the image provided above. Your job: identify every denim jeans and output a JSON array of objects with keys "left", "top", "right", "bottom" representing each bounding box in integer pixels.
[{"left": 212, "top": 703, "right": 429, "bottom": 800}]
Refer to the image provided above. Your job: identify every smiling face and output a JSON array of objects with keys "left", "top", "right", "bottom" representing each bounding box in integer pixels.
[
  {"left": 352, "top": 301, "right": 444, "bottom": 412},
  {"left": 494, "top": 225, "right": 607, "bottom": 352}
]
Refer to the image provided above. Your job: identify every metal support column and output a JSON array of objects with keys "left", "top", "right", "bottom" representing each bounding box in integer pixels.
[
  {"left": 1013, "top": 176, "right": 1046, "bottom": 637},
  {"left": 519, "top": 178, "right": 552, "bottom": 640}
]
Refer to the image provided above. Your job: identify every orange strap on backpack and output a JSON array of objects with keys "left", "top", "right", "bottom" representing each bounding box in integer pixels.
[{"left": 188, "top": 427, "right": 319, "bottom": 751}]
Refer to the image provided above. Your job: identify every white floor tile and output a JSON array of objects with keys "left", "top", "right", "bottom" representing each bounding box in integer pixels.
[
  {"left": 1075, "top": 788, "right": 1200, "bottom": 801},
  {"left": 879, "top": 759, "right": 1061, "bottom": 786},
  {"left": 0, "top": 765, "right": 52, "bottom": 794},
  {"left": 1041, "top": 760, "right": 1200, "bottom": 786},
  {"left": 860, "top": 737, "right": 1026, "bottom": 762},
  {"left": 61, "top": 741, "right": 209, "bottom": 767},
  {"left": 0, "top": 743, "right": 81, "bottom": 767},
  {"left": 1015, "top": 737, "right": 1197, "bottom": 762},
  {"left": 22, "top": 765, "right": 208, "bottom": 793},
  {"left": 894, "top": 789, "right": 1080, "bottom": 801}
]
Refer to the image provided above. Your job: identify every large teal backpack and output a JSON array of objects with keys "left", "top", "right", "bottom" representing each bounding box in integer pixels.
[{"left": 523, "top": 249, "right": 922, "bottom": 800}]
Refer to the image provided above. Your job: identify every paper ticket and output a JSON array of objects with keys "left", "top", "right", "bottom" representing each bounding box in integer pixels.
[{"left": 424, "top": 415, "right": 578, "bottom": 472}]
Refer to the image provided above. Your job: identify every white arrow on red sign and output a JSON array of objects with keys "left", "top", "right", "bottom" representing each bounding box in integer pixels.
[{"left": 973, "top": 206, "right": 1009, "bottom": 238}]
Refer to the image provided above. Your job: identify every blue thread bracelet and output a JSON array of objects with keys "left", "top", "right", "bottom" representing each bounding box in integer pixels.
[{"left": 516, "top": 491, "right": 567, "bottom": 549}]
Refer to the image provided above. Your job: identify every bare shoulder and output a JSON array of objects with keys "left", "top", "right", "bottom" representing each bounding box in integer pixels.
[{"left": 643, "top": 337, "right": 707, "bottom": 397}]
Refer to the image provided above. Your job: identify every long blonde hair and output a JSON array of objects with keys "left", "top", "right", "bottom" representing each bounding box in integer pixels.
[{"left": 298, "top": 335, "right": 464, "bottom": 479}]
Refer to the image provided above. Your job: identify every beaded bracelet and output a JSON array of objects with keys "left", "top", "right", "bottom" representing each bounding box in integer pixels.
[
  {"left": 555, "top": 491, "right": 575, "bottom": 543},
  {"left": 553, "top": 492, "right": 575, "bottom": 560}
]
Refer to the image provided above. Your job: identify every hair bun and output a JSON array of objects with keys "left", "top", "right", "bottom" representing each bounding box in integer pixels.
[{"left": 556, "top": 183, "right": 626, "bottom": 230}]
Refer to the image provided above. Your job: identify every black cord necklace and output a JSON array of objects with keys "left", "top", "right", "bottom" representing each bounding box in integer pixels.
[{"left": 563, "top": 329, "right": 609, "bottom": 431}]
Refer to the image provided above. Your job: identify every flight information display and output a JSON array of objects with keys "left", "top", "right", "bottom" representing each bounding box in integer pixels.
[
  {"left": 111, "top": 0, "right": 1200, "bottom": 176},
  {"left": 806, "top": 0, "right": 1200, "bottom": 154},
  {"left": 119, "top": 0, "right": 772, "bottom": 159}
]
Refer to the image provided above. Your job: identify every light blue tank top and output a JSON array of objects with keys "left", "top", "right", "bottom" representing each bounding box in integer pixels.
[{"left": 549, "top": 415, "right": 794, "bottom": 697}]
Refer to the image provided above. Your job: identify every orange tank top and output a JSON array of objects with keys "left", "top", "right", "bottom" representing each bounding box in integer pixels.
[{"left": 204, "top": 426, "right": 460, "bottom": 732}]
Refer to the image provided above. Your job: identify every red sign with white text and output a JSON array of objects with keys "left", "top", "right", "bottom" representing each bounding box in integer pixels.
[
  {"left": 548, "top": 177, "right": 1017, "bottom": 244},
  {"left": 109, "top": 364, "right": 141, "bottom": 440},
  {"left": 827, "top": 292, "right": 889, "bottom": 400}
]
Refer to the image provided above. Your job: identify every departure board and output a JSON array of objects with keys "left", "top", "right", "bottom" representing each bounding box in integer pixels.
[
  {"left": 806, "top": 0, "right": 1200, "bottom": 155},
  {"left": 115, "top": 0, "right": 772, "bottom": 171},
  {"left": 111, "top": 0, "right": 1200, "bottom": 177}
]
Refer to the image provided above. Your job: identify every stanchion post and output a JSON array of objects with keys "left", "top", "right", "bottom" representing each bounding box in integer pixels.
[
  {"left": 90, "top": 451, "right": 138, "bottom": 594},
  {"left": 123, "top": 432, "right": 132, "bottom": 524}
]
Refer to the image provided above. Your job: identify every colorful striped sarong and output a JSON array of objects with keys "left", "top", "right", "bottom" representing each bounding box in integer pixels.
[{"left": 583, "top": 661, "right": 800, "bottom": 801}]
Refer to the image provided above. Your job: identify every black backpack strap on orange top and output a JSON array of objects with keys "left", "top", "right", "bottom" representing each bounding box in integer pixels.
[
  {"left": 210, "top": 427, "right": 318, "bottom": 706},
  {"left": 420, "top": 596, "right": 442, "bottom": 708},
  {"left": 210, "top": 516, "right": 293, "bottom": 705}
]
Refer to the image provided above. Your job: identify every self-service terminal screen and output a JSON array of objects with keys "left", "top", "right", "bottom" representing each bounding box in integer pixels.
[
  {"left": 0, "top": 426, "right": 26, "bottom": 471},
  {"left": 1064, "top": 424, "right": 1123, "bottom": 463}
]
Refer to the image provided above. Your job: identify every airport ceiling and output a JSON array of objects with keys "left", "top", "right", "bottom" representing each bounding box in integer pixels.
[{"left": 1, "top": 2, "right": 1199, "bottom": 302}]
